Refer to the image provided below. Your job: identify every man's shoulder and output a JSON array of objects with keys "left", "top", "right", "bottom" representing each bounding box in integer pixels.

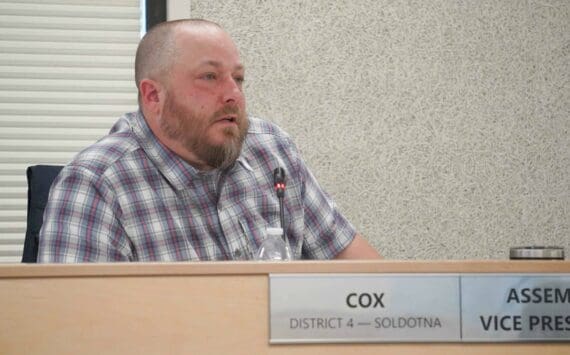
[
  {"left": 246, "top": 116, "right": 292, "bottom": 141},
  {"left": 67, "top": 113, "right": 141, "bottom": 176},
  {"left": 242, "top": 116, "right": 302, "bottom": 170}
]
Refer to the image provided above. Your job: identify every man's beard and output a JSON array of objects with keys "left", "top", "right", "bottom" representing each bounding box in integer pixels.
[{"left": 161, "top": 93, "right": 249, "bottom": 170}]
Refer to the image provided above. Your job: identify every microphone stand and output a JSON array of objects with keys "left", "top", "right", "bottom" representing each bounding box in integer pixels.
[{"left": 273, "top": 168, "right": 286, "bottom": 242}]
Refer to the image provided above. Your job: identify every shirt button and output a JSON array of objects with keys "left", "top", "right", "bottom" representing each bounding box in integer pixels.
[{"left": 234, "top": 249, "right": 242, "bottom": 259}]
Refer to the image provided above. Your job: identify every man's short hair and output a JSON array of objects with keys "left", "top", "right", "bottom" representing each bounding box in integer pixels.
[{"left": 134, "top": 19, "right": 222, "bottom": 91}]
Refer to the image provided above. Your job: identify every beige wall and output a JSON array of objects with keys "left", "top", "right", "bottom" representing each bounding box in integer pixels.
[{"left": 186, "top": 0, "right": 569, "bottom": 260}]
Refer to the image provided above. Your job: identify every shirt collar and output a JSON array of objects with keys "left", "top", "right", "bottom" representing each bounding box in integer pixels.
[
  {"left": 128, "top": 110, "right": 202, "bottom": 190},
  {"left": 237, "top": 156, "right": 254, "bottom": 172}
]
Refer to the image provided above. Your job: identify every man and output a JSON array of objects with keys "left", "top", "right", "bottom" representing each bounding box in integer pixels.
[{"left": 38, "top": 19, "right": 380, "bottom": 262}]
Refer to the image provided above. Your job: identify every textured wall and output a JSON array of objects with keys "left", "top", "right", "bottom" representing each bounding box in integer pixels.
[{"left": 189, "top": 0, "right": 569, "bottom": 259}]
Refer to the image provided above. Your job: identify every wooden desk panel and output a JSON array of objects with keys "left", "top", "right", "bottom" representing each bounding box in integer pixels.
[{"left": 1, "top": 261, "right": 568, "bottom": 354}]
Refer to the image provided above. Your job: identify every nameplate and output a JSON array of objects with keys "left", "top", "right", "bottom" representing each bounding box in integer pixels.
[
  {"left": 461, "top": 275, "right": 570, "bottom": 341},
  {"left": 270, "top": 274, "right": 461, "bottom": 343},
  {"left": 269, "top": 273, "right": 570, "bottom": 343}
]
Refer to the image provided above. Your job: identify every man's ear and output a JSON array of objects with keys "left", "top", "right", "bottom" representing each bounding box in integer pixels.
[{"left": 139, "top": 79, "right": 164, "bottom": 115}]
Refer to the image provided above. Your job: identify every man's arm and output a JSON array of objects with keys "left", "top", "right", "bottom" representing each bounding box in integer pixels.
[
  {"left": 38, "top": 166, "right": 129, "bottom": 263},
  {"left": 335, "top": 234, "right": 382, "bottom": 259}
]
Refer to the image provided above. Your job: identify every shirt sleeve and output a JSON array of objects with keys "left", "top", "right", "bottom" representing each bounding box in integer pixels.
[
  {"left": 38, "top": 165, "right": 131, "bottom": 263},
  {"left": 291, "top": 146, "right": 357, "bottom": 259}
]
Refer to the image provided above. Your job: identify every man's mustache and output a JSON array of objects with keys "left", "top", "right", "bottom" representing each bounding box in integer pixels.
[{"left": 214, "top": 105, "right": 241, "bottom": 119}]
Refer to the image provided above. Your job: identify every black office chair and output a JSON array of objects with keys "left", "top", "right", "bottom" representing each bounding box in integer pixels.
[{"left": 21, "top": 165, "right": 63, "bottom": 263}]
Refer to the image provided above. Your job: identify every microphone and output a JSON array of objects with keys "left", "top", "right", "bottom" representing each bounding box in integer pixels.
[
  {"left": 274, "top": 167, "right": 285, "bottom": 197},
  {"left": 273, "top": 167, "right": 286, "bottom": 241}
]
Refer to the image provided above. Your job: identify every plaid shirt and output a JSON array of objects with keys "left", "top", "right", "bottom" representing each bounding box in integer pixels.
[{"left": 38, "top": 111, "right": 356, "bottom": 262}]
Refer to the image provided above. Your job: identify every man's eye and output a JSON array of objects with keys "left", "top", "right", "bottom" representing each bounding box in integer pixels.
[
  {"left": 202, "top": 73, "right": 216, "bottom": 80},
  {"left": 235, "top": 76, "right": 245, "bottom": 84}
]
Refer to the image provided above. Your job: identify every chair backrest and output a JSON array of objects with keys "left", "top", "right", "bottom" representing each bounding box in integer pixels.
[{"left": 21, "top": 165, "right": 64, "bottom": 263}]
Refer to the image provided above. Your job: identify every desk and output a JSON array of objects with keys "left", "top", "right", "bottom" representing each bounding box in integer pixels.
[{"left": 1, "top": 261, "right": 568, "bottom": 354}]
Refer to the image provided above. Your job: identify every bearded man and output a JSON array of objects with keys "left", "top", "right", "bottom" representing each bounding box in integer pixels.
[{"left": 38, "top": 19, "right": 380, "bottom": 262}]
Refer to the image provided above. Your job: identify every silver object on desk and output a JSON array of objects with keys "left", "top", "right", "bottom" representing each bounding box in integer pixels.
[{"left": 510, "top": 246, "right": 565, "bottom": 260}]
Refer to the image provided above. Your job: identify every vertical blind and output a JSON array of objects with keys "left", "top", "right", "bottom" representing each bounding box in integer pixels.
[{"left": 0, "top": 0, "right": 141, "bottom": 262}]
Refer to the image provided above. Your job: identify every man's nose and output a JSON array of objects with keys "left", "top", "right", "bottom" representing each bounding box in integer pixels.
[{"left": 222, "top": 77, "right": 243, "bottom": 104}]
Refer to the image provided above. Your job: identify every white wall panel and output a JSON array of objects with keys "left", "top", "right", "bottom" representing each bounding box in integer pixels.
[
  {"left": 191, "top": 0, "right": 569, "bottom": 260},
  {"left": 0, "top": 0, "right": 140, "bottom": 262}
]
